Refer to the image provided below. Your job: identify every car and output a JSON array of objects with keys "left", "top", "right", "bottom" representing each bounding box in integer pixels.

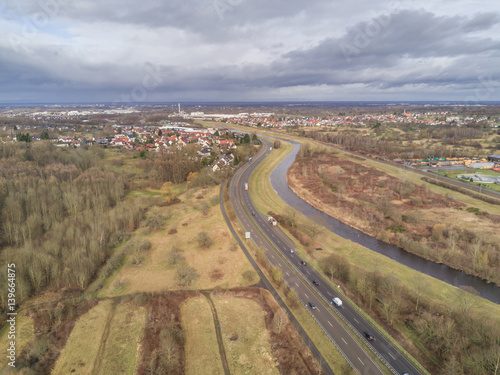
[
  {"left": 402, "top": 373, "right": 410, "bottom": 375},
  {"left": 363, "top": 331, "right": 374, "bottom": 341},
  {"left": 332, "top": 297, "right": 342, "bottom": 307},
  {"left": 300, "top": 260, "right": 307, "bottom": 265},
  {"left": 308, "top": 302, "right": 316, "bottom": 309},
  {"left": 312, "top": 280, "right": 319, "bottom": 285},
  {"left": 289, "top": 249, "right": 294, "bottom": 254},
  {"left": 251, "top": 211, "right": 256, "bottom": 216}
]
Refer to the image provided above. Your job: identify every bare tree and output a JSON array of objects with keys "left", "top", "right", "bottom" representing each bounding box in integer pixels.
[{"left": 272, "top": 309, "right": 288, "bottom": 334}]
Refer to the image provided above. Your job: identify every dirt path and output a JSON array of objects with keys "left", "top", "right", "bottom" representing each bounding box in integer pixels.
[
  {"left": 91, "top": 298, "right": 120, "bottom": 375},
  {"left": 201, "top": 291, "right": 231, "bottom": 375}
]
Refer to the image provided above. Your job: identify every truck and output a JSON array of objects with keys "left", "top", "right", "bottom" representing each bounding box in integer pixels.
[
  {"left": 268, "top": 216, "right": 277, "bottom": 226},
  {"left": 332, "top": 297, "right": 342, "bottom": 307},
  {"left": 244, "top": 183, "right": 248, "bottom": 191}
]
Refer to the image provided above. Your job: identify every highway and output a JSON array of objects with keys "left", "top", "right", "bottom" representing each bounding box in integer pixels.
[{"left": 229, "top": 139, "right": 425, "bottom": 375}]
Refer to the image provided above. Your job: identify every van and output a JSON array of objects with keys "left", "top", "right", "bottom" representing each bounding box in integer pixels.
[{"left": 332, "top": 297, "right": 342, "bottom": 307}]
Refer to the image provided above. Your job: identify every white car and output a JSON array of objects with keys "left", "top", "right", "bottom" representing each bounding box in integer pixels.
[
  {"left": 332, "top": 297, "right": 343, "bottom": 307},
  {"left": 289, "top": 249, "right": 294, "bottom": 254}
]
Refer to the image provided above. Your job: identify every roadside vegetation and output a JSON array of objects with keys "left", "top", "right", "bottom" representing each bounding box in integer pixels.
[
  {"left": 247, "top": 136, "right": 500, "bottom": 375},
  {"left": 288, "top": 145, "right": 500, "bottom": 284}
]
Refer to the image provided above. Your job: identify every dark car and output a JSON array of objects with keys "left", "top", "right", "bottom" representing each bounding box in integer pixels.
[
  {"left": 308, "top": 302, "right": 316, "bottom": 309},
  {"left": 363, "top": 331, "right": 374, "bottom": 341},
  {"left": 312, "top": 280, "right": 319, "bottom": 285},
  {"left": 300, "top": 260, "right": 307, "bottom": 265},
  {"left": 251, "top": 211, "right": 256, "bottom": 216}
]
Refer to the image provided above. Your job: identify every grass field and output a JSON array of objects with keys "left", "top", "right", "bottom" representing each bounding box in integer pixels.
[
  {"left": 212, "top": 295, "right": 280, "bottom": 375},
  {"left": 51, "top": 299, "right": 145, "bottom": 375},
  {"left": 243, "top": 134, "right": 500, "bottom": 374},
  {"left": 182, "top": 296, "right": 224, "bottom": 375},
  {"left": 432, "top": 168, "right": 500, "bottom": 193},
  {"left": 52, "top": 300, "right": 113, "bottom": 375},
  {"left": 0, "top": 314, "right": 34, "bottom": 370},
  {"left": 99, "top": 302, "right": 146, "bottom": 375},
  {"left": 247, "top": 134, "right": 500, "bottom": 321},
  {"left": 100, "top": 185, "right": 256, "bottom": 297}
]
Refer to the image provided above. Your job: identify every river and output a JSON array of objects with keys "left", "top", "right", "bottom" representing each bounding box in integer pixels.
[{"left": 269, "top": 140, "right": 500, "bottom": 304}]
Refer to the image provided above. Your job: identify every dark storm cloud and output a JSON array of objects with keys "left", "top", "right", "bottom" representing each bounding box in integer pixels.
[
  {"left": 0, "top": 0, "right": 499, "bottom": 101},
  {"left": 275, "top": 10, "right": 500, "bottom": 88}
]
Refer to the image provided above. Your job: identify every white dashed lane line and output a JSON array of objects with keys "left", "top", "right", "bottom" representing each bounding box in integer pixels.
[{"left": 342, "top": 338, "right": 348, "bottom": 345}]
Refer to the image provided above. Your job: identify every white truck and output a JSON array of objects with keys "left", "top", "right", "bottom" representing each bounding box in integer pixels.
[
  {"left": 244, "top": 183, "right": 248, "bottom": 191},
  {"left": 332, "top": 297, "right": 342, "bottom": 307},
  {"left": 268, "top": 216, "right": 277, "bottom": 226}
]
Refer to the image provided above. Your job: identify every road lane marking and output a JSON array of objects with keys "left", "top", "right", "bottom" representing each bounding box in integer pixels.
[
  {"left": 286, "top": 272, "right": 290, "bottom": 276},
  {"left": 295, "top": 282, "right": 299, "bottom": 287},
  {"left": 304, "top": 293, "right": 309, "bottom": 298},
  {"left": 342, "top": 338, "right": 348, "bottom": 345},
  {"left": 328, "top": 321, "right": 333, "bottom": 327},
  {"left": 358, "top": 357, "right": 364, "bottom": 366},
  {"left": 388, "top": 352, "right": 396, "bottom": 360},
  {"left": 353, "top": 318, "right": 359, "bottom": 324}
]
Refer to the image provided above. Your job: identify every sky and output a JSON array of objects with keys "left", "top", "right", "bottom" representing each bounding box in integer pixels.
[{"left": 1, "top": 0, "right": 500, "bottom": 103}]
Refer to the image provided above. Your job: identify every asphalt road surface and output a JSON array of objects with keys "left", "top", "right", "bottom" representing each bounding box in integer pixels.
[{"left": 229, "top": 139, "right": 424, "bottom": 375}]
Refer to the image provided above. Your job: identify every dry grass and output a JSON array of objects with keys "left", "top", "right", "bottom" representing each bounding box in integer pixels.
[
  {"left": 181, "top": 296, "right": 224, "bottom": 375},
  {"left": 212, "top": 295, "right": 280, "bottom": 375},
  {"left": 247, "top": 137, "right": 500, "bottom": 323},
  {"left": 101, "top": 185, "right": 255, "bottom": 297},
  {"left": 100, "top": 302, "right": 146, "bottom": 375},
  {"left": 52, "top": 300, "right": 113, "bottom": 375}
]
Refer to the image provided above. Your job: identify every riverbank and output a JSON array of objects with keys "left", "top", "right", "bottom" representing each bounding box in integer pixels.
[{"left": 286, "top": 147, "right": 500, "bottom": 287}]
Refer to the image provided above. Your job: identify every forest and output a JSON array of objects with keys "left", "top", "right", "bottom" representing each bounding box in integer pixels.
[{"left": 0, "top": 142, "right": 143, "bottom": 314}]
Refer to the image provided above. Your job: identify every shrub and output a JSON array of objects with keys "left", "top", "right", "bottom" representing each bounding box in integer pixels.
[
  {"left": 431, "top": 223, "right": 446, "bottom": 241},
  {"left": 197, "top": 231, "right": 214, "bottom": 248},
  {"left": 386, "top": 224, "right": 406, "bottom": 233},
  {"left": 242, "top": 270, "right": 256, "bottom": 282},
  {"left": 167, "top": 252, "right": 186, "bottom": 266},
  {"left": 176, "top": 266, "right": 198, "bottom": 286},
  {"left": 144, "top": 209, "right": 165, "bottom": 231}
]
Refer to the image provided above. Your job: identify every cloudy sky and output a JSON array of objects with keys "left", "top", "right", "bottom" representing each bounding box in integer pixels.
[{"left": 1, "top": 0, "right": 500, "bottom": 103}]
